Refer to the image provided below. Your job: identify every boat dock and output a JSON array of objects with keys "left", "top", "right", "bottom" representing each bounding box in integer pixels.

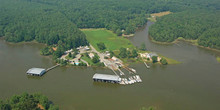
[
  {"left": 118, "top": 68, "right": 125, "bottom": 75},
  {"left": 27, "top": 64, "right": 60, "bottom": 76},
  {"left": 144, "top": 62, "right": 150, "bottom": 69},
  {"left": 110, "top": 66, "right": 119, "bottom": 76}
]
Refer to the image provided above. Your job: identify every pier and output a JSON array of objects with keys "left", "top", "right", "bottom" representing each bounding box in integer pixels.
[
  {"left": 27, "top": 64, "right": 60, "bottom": 76},
  {"left": 110, "top": 66, "right": 119, "bottom": 76},
  {"left": 118, "top": 68, "right": 125, "bottom": 75},
  {"left": 144, "top": 62, "right": 150, "bottom": 69},
  {"left": 46, "top": 64, "right": 60, "bottom": 72}
]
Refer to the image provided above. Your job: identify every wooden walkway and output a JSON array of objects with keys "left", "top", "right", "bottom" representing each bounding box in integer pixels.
[
  {"left": 118, "top": 68, "right": 125, "bottom": 75},
  {"left": 46, "top": 64, "right": 60, "bottom": 72},
  {"left": 123, "top": 66, "right": 134, "bottom": 73},
  {"left": 144, "top": 62, "right": 150, "bottom": 69}
]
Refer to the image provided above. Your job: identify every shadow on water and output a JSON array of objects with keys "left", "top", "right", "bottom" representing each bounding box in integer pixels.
[
  {"left": 92, "top": 82, "right": 122, "bottom": 88},
  {"left": 27, "top": 75, "right": 44, "bottom": 80}
]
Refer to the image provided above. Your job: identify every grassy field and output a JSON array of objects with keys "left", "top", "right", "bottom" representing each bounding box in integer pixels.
[
  {"left": 162, "top": 56, "right": 181, "bottom": 64},
  {"left": 176, "top": 37, "right": 198, "bottom": 45},
  {"left": 81, "top": 28, "right": 180, "bottom": 65},
  {"left": 148, "top": 11, "right": 171, "bottom": 22},
  {"left": 81, "top": 29, "right": 135, "bottom": 51},
  {"left": 217, "top": 57, "right": 220, "bottom": 63},
  {"left": 151, "top": 11, "right": 171, "bottom": 17},
  {"left": 81, "top": 55, "right": 94, "bottom": 65}
]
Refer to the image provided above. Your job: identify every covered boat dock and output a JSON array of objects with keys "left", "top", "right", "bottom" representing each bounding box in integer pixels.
[
  {"left": 93, "top": 73, "right": 121, "bottom": 83},
  {"left": 26, "top": 68, "right": 46, "bottom": 76}
]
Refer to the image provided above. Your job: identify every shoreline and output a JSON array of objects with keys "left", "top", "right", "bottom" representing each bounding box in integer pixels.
[
  {"left": 0, "top": 37, "right": 46, "bottom": 46},
  {"left": 149, "top": 36, "right": 220, "bottom": 53},
  {"left": 1, "top": 27, "right": 180, "bottom": 66}
]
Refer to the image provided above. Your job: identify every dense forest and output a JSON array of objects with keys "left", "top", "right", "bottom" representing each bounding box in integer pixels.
[
  {"left": 149, "top": 2, "right": 220, "bottom": 49},
  {"left": 0, "top": 0, "right": 220, "bottom": 51},
  {"left": 0, "top": 93, "right": 58, "bottom": 110},
  {"left": 0, "top": 0, "right": 88, "bottom": 58}
]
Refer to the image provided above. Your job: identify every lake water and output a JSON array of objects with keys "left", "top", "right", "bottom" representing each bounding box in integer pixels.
[{"left": 0, "top": 22, "right": 220, "bottom": 110}]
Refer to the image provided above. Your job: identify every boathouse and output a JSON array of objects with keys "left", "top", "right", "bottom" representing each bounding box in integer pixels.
[
  {"left": 93, "top": 73, "right": 121, "bottom": 83},
  {"left": 26, "top": 68, "right": 46, "bottom": 76}
]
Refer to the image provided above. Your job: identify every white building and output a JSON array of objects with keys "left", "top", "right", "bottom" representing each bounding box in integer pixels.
[
  {"left": 112, "top": 56, "right": 118, "bottom": 61},
  {"left": 89, "top": 53, "right": 95, "bottom": 59},
  {"left": 147, "top": 53, "right": 158, "bottom": 59},
  {"left": 26, "top": 68, "right": 46, "bottom": 76}
]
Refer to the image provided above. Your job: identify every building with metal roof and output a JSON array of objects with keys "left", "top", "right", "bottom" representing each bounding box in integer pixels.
[
  {"left": 147, "top": 53, "right": 158, "bottom": 58},
  {"left": 93, "top": 73, "right": 121, "bottom": 83},
  {"left": 26, "top": 68, "right": 46, "bottom": 76}
]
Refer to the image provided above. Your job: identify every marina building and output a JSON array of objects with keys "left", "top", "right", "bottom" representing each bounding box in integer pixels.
[{"left": 93, "top": 73, "right": 121, "bottom": 83}]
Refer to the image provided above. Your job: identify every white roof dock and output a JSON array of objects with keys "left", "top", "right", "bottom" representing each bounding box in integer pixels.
[
  {"left": 93, "top": 73, "right": 121, "bottom": 82},
  {"left": 26, "top": 68, "right": 46, "bottom": 76}
]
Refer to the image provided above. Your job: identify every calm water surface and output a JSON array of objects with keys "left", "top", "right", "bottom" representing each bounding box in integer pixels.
[{"left": 0, "top": 22, "right": 220, "bottom": 110}]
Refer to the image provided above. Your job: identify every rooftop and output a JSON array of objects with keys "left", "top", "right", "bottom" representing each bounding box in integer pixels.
[
  {"left": 26, "top": 68, "right": 46, "bottom": 75},
  {"left": 93, "top": 73, "right": 121, "bottom": 81},
  {"left": 148, "top": 53, "right": 158, "bottom": 57}
]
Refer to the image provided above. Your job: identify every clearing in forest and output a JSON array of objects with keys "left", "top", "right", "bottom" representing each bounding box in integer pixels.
[
  {"left": 81, "top": 29, "right": 135, "bottom": 51},
  {"left": 148, "top": 11, "right": 172, "bottom": 22},
  {"left": 151, "top": 11, "right": 171, "bottom": 17}
]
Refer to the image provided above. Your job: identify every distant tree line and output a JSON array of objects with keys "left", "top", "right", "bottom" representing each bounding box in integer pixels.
[{"left": 1, "top": 0, "right": 220, "bottom": 55}]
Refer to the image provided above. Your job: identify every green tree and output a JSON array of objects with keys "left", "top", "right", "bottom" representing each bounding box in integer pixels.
[
  {"left": 132, "top": 49, "right": 138, "bottom": 58},
  {"left": 0, "top": 100, "right": 11, "bottom": 110},
  {"left": 119, "top": 47, "right": 127, "bottom": 58},
  {"left": 109, "top": 51, "right": 114, "bottom": 58},
  {"left": 152, "top": 56, "right": 158, "bottom": 63},
  {"left": 97, "top": 42, "right": 106, "bottom": 50},
  {"left": 127, "top": 50, "right": 132, "bottom": 58},
  {"left": 116, "top": 29, "right": 122, "bottom": 36},
  {"left": 0, "top": 93, "right": 60, "bottom": 110},
  {"left": 48, "top": 105, "right": 59, "bottom": 110},
  {"left": 40, "top": 47, "right": 51, "bottom": 56},
  {"left": 92, "top": 55, "right": 100, "bottom": 63},
  {"left": 140, "top": 43, "right": 146, "bottom": 51},
  {"left": 68, "top": 52, "right": 72, "bottom": 58},
  {"left": 160, "top": 58, "right": 168, "bottom": 65}
]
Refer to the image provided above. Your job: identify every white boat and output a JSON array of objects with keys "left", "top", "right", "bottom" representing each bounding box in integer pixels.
[
  {"left": 124, "top": 78, "right": 128, "bottom": 84},
  {"left": 136, "top": 75, "right": 142, "bottom": 82},
  {"left": 120, "top": 81, "right": 125, "bottom": 85},
  {"left": 130, "top": 68, "right": 137, "bottom": 73}
]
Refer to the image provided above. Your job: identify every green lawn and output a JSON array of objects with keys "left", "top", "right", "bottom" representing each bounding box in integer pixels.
[
  {"left": 81, "top": 29, "right": 135, "bottom": 51},
  {"left": 81, "top": 54, "right": 93, "bottom": 65},
  {"left": 163, "top": 56, "right": 181, "bottom": 64}
]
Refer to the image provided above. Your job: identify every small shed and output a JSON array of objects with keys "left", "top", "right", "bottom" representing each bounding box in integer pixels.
[
  {"left": 93, "top": 73, "right": 121, "bottom": 83},
  {"left": 26, "top": 68, "right": 46, "bottom": 76}
]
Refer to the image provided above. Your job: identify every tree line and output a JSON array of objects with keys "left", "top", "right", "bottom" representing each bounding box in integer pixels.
[
  {"left": 0, "top": 0, "right": 88, "bottom": 59},
  {"left": 149, "top": 10, "right": 220, "bottom": 50},
  {"left": 0, "top": 93, "right": 58, "bottom": 110},
  {"left": 1, "top": 0, "right": 220, "bottom": 53}
]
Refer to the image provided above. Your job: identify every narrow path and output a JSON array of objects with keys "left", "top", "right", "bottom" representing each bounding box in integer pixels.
[{"left": 81, "top": 59, "right": 89, "bottom": 66}]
